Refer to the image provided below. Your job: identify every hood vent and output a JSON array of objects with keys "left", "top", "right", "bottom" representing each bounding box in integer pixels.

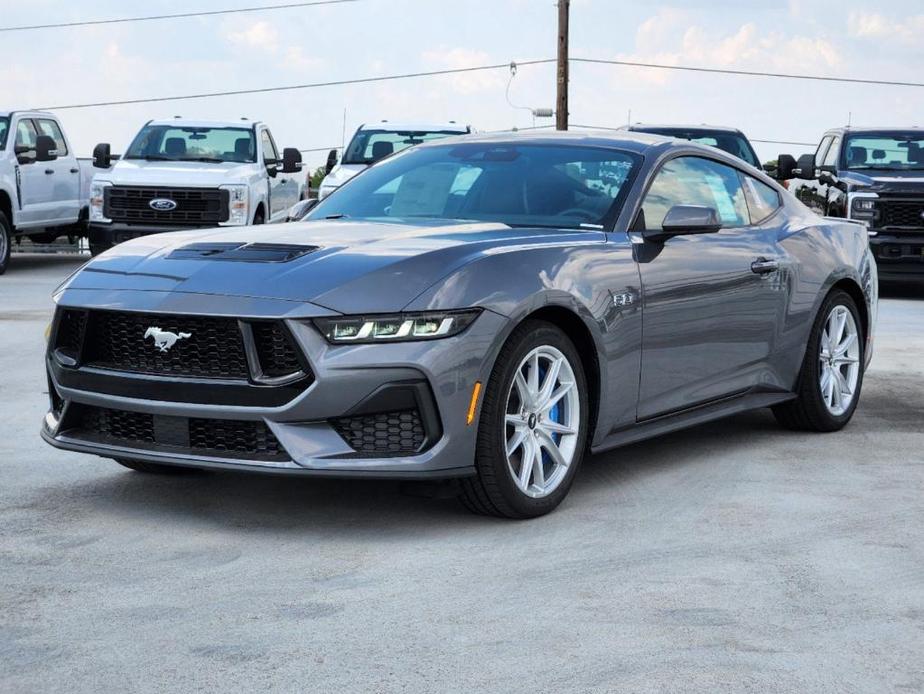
[{"left": 167, "top": 242, "right": 320, "bottom": 262}]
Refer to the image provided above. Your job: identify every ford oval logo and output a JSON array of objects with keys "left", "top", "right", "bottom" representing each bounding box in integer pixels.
[{"left": 149, "top": 198, "right": 177, "bottom": 211}]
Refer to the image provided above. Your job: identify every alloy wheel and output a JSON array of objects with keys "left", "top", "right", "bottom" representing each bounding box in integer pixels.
[
  {"left": 504, "top": 345, "right": 581, "bottom": 499},
  {"left": 819, "top": 304, "right": 860, "bottom": 417}
]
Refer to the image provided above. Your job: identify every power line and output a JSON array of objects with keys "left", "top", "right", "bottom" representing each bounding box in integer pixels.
[
  {"left": 572, "top": 57, "right": 924, "bottom": 89},
  {"left": 0, "top": 0, "right": 360, "bottom": 33},
  {"left": 37, "top": 59, "right": 557, "bottom": 110}
]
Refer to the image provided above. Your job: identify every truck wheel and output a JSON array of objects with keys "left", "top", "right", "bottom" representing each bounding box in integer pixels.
[
  {"left": 253, "top": 209, "right": 265, "bottom": 225},
  {"left": 0, "top": 211, "right": 11, "bottom": 275},
  {"left": 89, "top": 241, "right": 112, "bottom": 257}
]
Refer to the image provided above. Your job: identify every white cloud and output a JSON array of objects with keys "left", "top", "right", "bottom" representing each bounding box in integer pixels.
[
  {"left": 226, "top": 21, "right": 279, "bottom": 49},
  {"left": 847, "top": 11, "right": 924, "bottom": 44},
  {"left": 420, "top": 48, "right": 505, "bottom": 95}
]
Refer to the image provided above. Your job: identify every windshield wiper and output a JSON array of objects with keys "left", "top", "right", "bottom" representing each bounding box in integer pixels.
[
  {"left": 127, "top": 155, "right": 175, "bottom": 161},
  {"left": 323, "top": 213, "right": 349, "bottom": 220},
  {"left": 190, "top": 157, "right": 224, "bottom": 163}
]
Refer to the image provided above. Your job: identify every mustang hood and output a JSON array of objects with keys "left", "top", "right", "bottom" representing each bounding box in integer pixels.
[{"left": 65, "top": 220, "right": 603, "bottom": 313}]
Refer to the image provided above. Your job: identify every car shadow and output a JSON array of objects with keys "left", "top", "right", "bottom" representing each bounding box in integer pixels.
[
  {"left": 48, "top": 409, "right": 790, "bottom": 534},
  {"left": 5, "top": 252, "right": 87, "bottom": 275}
]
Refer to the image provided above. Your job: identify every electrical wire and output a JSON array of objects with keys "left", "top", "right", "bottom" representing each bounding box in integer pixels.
[{"left": 0, "top": 0, "right": 360, "bottom": 33}]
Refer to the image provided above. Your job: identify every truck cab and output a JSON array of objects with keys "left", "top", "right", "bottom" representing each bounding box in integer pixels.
[
  {"left": 318, "top": 121, "right": 471, "bottom": 200},
  {"left": 781, "top": 127, "right": 924, "bottom": 283},
  {"left": 0, "top": 110, "right": 89, "bottom": 274},
  {"left": 88, "top": 118, "right": 303, "bottom": 255}
]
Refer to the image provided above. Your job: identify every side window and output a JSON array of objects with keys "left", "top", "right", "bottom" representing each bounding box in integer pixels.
[
  {"left": 741, "top": 174, "right": 782, "bottom": 224},
  {"left": 260, "top": 129, "right": 279, "bottom": 164},
  {"left": 823, "top": 136, "right": 841, "bottom": 167},
  {"left": 640, "top": 156, "right": 749, "bottom": 229},
  {"left": 36, "top": 119, "right": 68, "bottom": 156},
  {"left": 14, "top": 119, "right": 38, "bottom": 163},
  {"left": 815, "top": 135, "right": 833, "bottom": 165}
]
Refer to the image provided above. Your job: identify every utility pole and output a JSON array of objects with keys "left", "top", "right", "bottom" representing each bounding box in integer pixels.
[{"left": 556, "top": 0, "right": 569, "bottom": 131}]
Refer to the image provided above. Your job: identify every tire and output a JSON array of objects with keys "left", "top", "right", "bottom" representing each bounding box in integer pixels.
[
  {"left": 0, "top": 211, "right": 12, "bottom": 276},
  {"left": 89, "top": 241, "right": 112, "bottom": 257},
  {"left": 115, "top": 458, "right": 202, "bottom": 475},
  {"left": 252, "top": 209, "right": 265, "bottom": 225},
  {"left": 460, "top": 320, "right": 589, "bottom": 518},
  {"left": 772, "top": 289, "right": 865, "bottom": 432}
]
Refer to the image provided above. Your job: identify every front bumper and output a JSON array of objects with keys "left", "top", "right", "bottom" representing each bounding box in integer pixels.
[
  {"left": 42, "top": 289, "right": 506, "bottom": 478},
  {"left": 89, "top": 222, "right": 233, "bottom": 247},
  {"left": 869, "top": 232, "right": 924, "bottom": 281}
]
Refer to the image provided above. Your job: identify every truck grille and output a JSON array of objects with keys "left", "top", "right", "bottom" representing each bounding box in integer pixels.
[
  {"left": 105, "top": 186, "right": 229, "bottom": 225},
  {"left": 67, "top": 405, "right": 288, "bottom": 461},
  {"left": 878, "top": 199, "right": 924, "bottom": 230}
]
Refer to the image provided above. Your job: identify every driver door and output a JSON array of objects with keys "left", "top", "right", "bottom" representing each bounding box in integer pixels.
[
  {"left": 261, "top": 128, "right": 295, "bottom": 221},
  {"left": 634, "top": 155, "right": 785, "bottom": 419}
]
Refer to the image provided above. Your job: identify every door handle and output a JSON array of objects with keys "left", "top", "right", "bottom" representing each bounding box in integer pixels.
[
  {"left": 751, "top": 257, "right": 779, "bottom": 275},
  {"left": 70, "top": 168, "right": 79, "bottom": 174},
  {"left": 44, "top": 169, "right": 54, "bottom": 175}
]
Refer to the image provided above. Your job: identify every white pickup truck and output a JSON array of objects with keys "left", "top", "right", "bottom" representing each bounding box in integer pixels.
[
  {"left": 0, "top": 110, "right": 100, "bottom": 274},
  {"left": 87, "top": 118, "right": 303, "bottom": 255}
]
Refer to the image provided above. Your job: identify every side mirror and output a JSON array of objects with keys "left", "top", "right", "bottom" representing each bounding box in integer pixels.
[
  {"left": 776, "top": 154, "right": 797, "bottom": 180},
  {"left": 644, "top": 205, "right": 722, "bottom": 242},
  {"left": 325, "top": 148, "right": 339, "bottom": 174},
  {"left": 281, "top": 147, "right": 303, "bottom": 174},
  {"left": 794, "top": 153, "right": 817, "bottom": 180},
  {"left": 285, "top": 198, "right": 318, "bottom": 222},
  {"left": 35, "top": 135, "right": 58, "bottom": 162},
  {"left": 93, "top": 142, "right": 112, "bottom": 169}
]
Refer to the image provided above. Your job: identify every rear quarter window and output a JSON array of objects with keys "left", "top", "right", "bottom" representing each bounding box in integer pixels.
[{"left": 741, "top": 175, "right": 781, "bottom": 223}]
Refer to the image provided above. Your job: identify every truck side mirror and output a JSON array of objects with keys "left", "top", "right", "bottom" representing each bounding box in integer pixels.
[
  {"left": 325, "top": 148, "right": 339, "bottom": 174},
  {"left": 35, "top": 135, "right": 58, "bottom": 162},
  {"left": 93, "top": 143, "right": 112, "bottom": 169},
  {"left": 794, "top": 153, "right": 817, "bottom": 180},
  {"left": 281, "top": 147, "right": 302, "bottom": 174},
  {"left": 776, "top": 154, "right": 797, "bottom": 180}
]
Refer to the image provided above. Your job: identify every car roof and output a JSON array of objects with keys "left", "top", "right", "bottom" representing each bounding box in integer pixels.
[
  {"left": 626, "top": 123, "right": 747, "bottom": 136},
  {"left": 831, "top": 126, "right": 924, "bottom": 135},
  {"left": 147, "top": 119, "right": 261, "bottom": 128},
  {"left": 358, "top": 121, "right": 470, "bottom": 132}
]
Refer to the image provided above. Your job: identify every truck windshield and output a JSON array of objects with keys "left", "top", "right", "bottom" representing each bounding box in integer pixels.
[
  {"left": 635, "top": 128, "right": 760, "bottom": 168},
  {"left": 342, "top": 129, "right": 466, "bottom": 164},
  {"left": 0, "top": 117, "right": 9, "bottom": 150},
  {"left": 310, "top": 142, "right": 639, "bottom": 230},
  {"left": 124, "top": 126, "right": 256, "bottom": 163},
  {"left": 844, "top": 132, "right": 924, "bottom": 171}
]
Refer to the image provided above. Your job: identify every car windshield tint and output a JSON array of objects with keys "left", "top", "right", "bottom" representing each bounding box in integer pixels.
[
  {"left": 342, "top": 129, "right": 465, "bottom": 164},
  {"left": 844, "top": 132, "right": 924, "bottom": 170},
  {"left": 310, "top": 142, "right": 639, "bottom": 230},
  {"left": 124, "top": 126, "right": 256, "bottom": 163},
  {"left": 639, "top": 129, "right": 760, "bottom": 167},
  {"left": 0, "top": 117, "right": 9, "bottom": 150}
]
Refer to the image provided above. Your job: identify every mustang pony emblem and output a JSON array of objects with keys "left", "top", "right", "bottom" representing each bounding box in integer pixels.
[{"left": 144, "top": 327, "right": 191, "bottom": 352}]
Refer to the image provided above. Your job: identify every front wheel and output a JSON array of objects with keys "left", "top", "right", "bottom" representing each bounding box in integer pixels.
[
  {"left": 460, "top": 320, "right": 589, "bottom": 518},
  {"left": 773, "top": 289, "right": 865, "bottom": 431},
  {"left": 0, "top": 211, "right": 12, "bottom": 275}
]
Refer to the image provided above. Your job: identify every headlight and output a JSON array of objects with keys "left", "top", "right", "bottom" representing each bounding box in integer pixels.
[
  {"left": 89, "top": 181, "right": 111, "bottom": 222},
  {"left": 221, "top": 184, "right": 249, "bottom": 225},
  {"left": 849, "top": 194, "right": 879, "bottom": 224},
  {"left": 314, "top": 310, "right": 481, "bottom": 344}
]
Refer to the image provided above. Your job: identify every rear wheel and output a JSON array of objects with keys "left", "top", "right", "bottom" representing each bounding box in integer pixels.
[
  {"left": 460, "top": 320, "right": 589, "bottom": 518},
  {"left": 115, "top": 459, "right": 202, "bottom": 475},
  {"left": 773, "top": 289, "right": 864, "bottom": 431},
  {"left": 0, "top": 211, "right": 12, "bottom": 275}
]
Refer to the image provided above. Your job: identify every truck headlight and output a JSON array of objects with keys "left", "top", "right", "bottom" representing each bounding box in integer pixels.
[
  {"left": 89, "top": 181, "right": 111, "bottom": 223},
  {"left": 221, "top": 184, "right": 249, "bottom": 225},
  {"left": 313, "top": 310, "right": 481, "bottom": 344},
  {"left": 849, "top": 194, "right": 879, "bottom": 226}
]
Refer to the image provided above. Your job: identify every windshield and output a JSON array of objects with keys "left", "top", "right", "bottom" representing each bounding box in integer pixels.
[
  {"left": 0, "top": 117, "right": 9, "bottom": 150},
  {"left": 124, "top": 125, "right": 256, "bottom": 163},
  {"left": 342, "top": 128, "right": 466, "bottom": 165},
  {"left": 637, "top": 128, "right": 760, "bottom": 167},
  {"left": 844, "top": 132, "right": 924, "bottom": 170},
  {"left": 309, "top": 142, "right": 639, "bottom": 230}
]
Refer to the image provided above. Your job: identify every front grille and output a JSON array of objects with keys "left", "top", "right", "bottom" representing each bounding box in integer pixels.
[
  {"left": 189, "top": 418, "right": 284, "bottom": 459},
  {"left": 330, "top": 409, "right": 426, "bottom": 457},
  {"left": 66, "top": 405, "right": 288, "bottom": 461},
  {"left": 54, "top": 309, "right": 87, "bottom": 359},
  {"left": 105, "top": 186, "right": 229, "bottom": 225},
  {"left": 83, "top": 310, "right": 249, "bottom": 379},
  {"left": 878, "top": 199, "right": 924, "bottom": 230},
  {"left": 251, "top": 322, "right": 303, "bottom": 377}
]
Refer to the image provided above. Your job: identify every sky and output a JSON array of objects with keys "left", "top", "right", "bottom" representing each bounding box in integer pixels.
[{"left": 3, "top": 0, "right": 924, "bottom": 169}]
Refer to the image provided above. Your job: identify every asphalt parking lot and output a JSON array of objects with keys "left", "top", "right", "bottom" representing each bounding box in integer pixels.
[{"left": 1, "top": 254, "right": 922, "bottom": 693}]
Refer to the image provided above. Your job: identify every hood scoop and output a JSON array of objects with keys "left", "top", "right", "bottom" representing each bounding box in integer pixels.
[{"left": 167, "top": 242, "right": 320, "bottom": 263}]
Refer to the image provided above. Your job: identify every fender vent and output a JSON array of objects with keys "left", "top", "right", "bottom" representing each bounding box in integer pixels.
[{"left": 167, "top": 242, "right": 319, "bottom": 262}]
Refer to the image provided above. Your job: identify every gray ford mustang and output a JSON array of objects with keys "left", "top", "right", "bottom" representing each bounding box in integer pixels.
[{"left": 42, "top": 132, "right": 877, "bottom": 518}]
